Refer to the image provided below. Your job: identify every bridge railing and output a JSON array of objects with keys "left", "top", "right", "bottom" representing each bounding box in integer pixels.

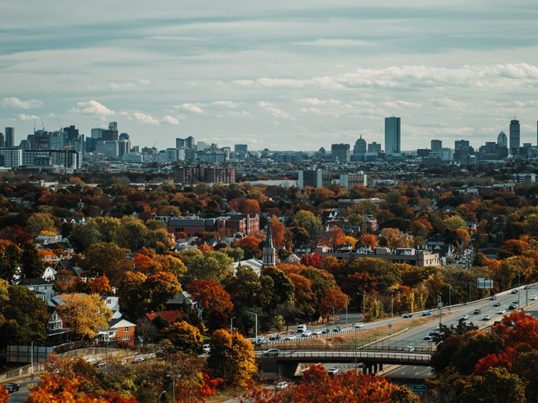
[
  {"left": 257, "top": 350, "right": 432, "bottom": 364},
  {"left": 255, "top": 340, "right": 435, "bottom": 354}
]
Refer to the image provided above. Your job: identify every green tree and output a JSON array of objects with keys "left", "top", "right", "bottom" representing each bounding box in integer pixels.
[
  {"left": 460, "top": 367, "right": 526, "bottom": 403},
  {"left": 21, "top": 242, "right": 44, "bottom": 279},
  {"left": 294, "top": 210, "right": 322, "bottom": 245},
  {"left": 117, "top": 216, "right": 149, "bottom": 251},
  {"left": 0, "top": 240, "right": 22, "bottom": 281},
  {"left": 208, "top": 329, "right": 256, "bottom": 386},
  {"left": 79, "top": 242, "right": 131, "bottom": 286},
  {"left": 0, "top": 284, "right": 49, "bottom": 347},
  {"left": 443, "top": 215, "right": 467, "bottom": 232},
  {"left": 188, "top": 251, "right": 233, "bottom": 282},
  {"left": 26, "top": 212, "right": 56, "bottom": 236}
]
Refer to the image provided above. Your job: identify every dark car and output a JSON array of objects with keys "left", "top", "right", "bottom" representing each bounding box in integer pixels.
[
  {"left": 332, "top": 326, "right": 342, "bottom": 333},
  {"left": 511, "top": 289, "right": 518, "bottom": 294},
  {"left": 4, "top": 383, "right": 20, "bottom": 393}
]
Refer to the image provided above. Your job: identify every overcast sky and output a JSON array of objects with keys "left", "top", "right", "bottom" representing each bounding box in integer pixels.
[{"left": 2, "top": 1, "right": 538, "bottom": 150}]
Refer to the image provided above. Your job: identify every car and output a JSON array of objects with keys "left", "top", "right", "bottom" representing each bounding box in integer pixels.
[
  {"left": 531, "top": 295, "right": 538, "bottom": 301},
  {"left": 284, "top": 334, "right": 296, "bottom": 341},
  {"left": 403, "top": 345, "right": 415, "bottom": 352},
  {"left": 96, "top": 361, "right": 107, "bottom": 368},
  {"left": 422, "top": 311, "right": 433, "bottom": 316},
  {"left": 321, "top": 328, "right": 331, "bottom": 334},
  {"left": 202, "top": 344, "right": 211, "bottom": 354},
  {"left": 497, "top": 309, "right": 506, "bottom": 314},
  {"left": 511, "top": 289, "right": 518, "bottom": 294},
  {"left": 428, "top": 331, "right": 440, "bottom": 337},
  {"left": 275, "top": 381, "right": 289, "bottom": 390},
  {"left": 402, "top": 313, "right": 413, "bottom": 318},
  {"left": 269, "top": 334, "right": 281, "bottom": 341},
  {"left": 508, "top": 305, "right": 516, "bottom": 310},
  {"left": 327, "top": 367, "right": 340, "bottom": 375},
  {"left": 353, "top": 322, "right": 365, "bottom": 329},
  {"left": 493, "top": 302, "right": 501, "bottom": 307},
  {"left": 301, "top": 331, "right": 312, "bottom": 337},
  {"left": 473, "top": 309, "right": 481, "bottom": 315},
  {"left": 482, "top": 315, "right": 492, "bottom": 321},
  {"left": 263, "top": 348, "right": 280, "bottom": 357},
  {"left": 4, "top": 383, "right": 20, "bottom": 393},
  {"left": 133, "top": 356, "right": 146, "bottom": 363},
  {"left": 461, "top": 314, "right": 469, "bottom": 320},
  {"left": 423, "top": 335, "right": 433, "bottom": 341},
  {"left": 312, "top": 329, "right": 323, "bottom": 336},
  {"left": 332, "top": 326, "right": 342, "bottom": 332},
  {"left": 489, "top": 295, "right": 497, "bottom": 300}
]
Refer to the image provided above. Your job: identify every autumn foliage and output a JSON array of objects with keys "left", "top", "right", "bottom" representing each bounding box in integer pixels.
[{"left": 246, "top": 365, "right": 418, "bottom": 402}]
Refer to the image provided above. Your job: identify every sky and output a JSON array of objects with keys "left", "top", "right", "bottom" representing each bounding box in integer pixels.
[{"left": 2, "top": 0, "right": 538, "bottom": 151}]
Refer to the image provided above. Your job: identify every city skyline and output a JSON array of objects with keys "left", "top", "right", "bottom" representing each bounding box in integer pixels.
[{"left": 2, "top": 1, "right": 538, "bottom": 150}]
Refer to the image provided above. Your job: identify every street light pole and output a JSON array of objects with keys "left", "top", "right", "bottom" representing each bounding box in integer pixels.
[
  {"left": 248, "top": 312, "right": 258, "bottom": 341},
  {"left": 390, "top": 292, "right": 394, "bottom": 318},
  {"left": 230, "top": 316, "right": 236, "bottom": 333}
]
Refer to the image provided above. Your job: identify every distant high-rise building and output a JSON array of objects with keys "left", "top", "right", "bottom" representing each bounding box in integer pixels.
[
  {"left": 509, "top": 119, "right": 520, "bottom": 155},
  {"left": 0, "top": 132, "right": 4, "bottom": 148},
  {"left": 497, "top": 131, "right": 508, "bottom": 148},
  {"left": 353, "top": 136, "right": 367, "bottom": 156},
  {"left": 5, "top": 127, "right": 14, "bottom": 148},
  {"left": 331, "top": 143, "right": 350, "bottom": 163},
  {"left": 234, "top": 144, "right": 248, "bottom": 160},
  {"left": 431, "top": 139, "right": 442, "bottom": 153},
  {"left": 108, "top": 122, "right": 118, "bottom": 131},
  {"left": 384, "top": 117, "right": 401, "bottom": 154},
  {"left": 298, "top": 169, "right": 323, "bottom": 189},
  {"left": 367, "top": 142, "right": 382, "bottom": 155}
]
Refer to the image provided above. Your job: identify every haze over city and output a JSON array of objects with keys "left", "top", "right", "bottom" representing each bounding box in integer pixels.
[{"left": 2, "top": 0, "right": 538, "bottom": 150}]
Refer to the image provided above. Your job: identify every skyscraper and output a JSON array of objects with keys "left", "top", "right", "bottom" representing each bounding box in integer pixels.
[
  {"left": 331, "top": 143, "right": 350, "bottom": 163},
  {"left": 431, "top": 139, "right": 442, "bottom": 153},
  {"left": 509, "top": 119, "right": 520, "bottom": 155},
  {"left": 497, "top": 131, "right": 508, "bottom": 148},
  {"left": 385, "top": 117, "right": 401, "bottom": 154},
  {"left": 5, "top": 127, "right": 14, "bottom": 148},
  {"left": 0, "top": 132, "right": 4, "bottom": 148}
]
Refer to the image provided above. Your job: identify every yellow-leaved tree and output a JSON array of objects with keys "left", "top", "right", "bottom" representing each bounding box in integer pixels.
[{"left": 59, "top": 293, "right": 112, "bottom": 339}]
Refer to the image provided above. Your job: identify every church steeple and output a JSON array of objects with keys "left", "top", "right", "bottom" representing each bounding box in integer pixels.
[{"left": 262, "top": 224, "right": 276, "bottom": 267}]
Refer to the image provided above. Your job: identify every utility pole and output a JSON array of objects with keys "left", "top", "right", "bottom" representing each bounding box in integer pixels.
[{"left": 230, "top": 316, "right": 236, "bottom": 334}]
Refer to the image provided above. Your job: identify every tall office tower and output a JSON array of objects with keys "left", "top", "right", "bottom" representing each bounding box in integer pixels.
[
  {"left": 509, "top": 119, "right": 520, "bottom": 155},
  {"left": 331, "top": 143, "right": 350, "bottom": 163},
  {"left": 536, "top": 121, "right": 538, "bottom": 146},
  {"left": 497, "top": 131, "right": 508, "bottom": 148},
  {"left": 5, "top": 127, "right": 14, "bottom": 148},
  {"left": 0, "top": 132, "right": 4, "bottom": 148},
  {"left": 353, "top": 136, "right": 367, "bottom": 156},
  {"left": 384, "top": 117, "right": 401, "bottom": 154},
  {"left": 234, "top": 144, "right": 248, "bottom": 159},
  {"left": 185, "top": 136, "right": 195, "bottom": 150},
  {"left": 108, "top": 122, "right": 118, "bottom": 131},
  {"left": 431, "top": 139, "right": 442, "bottom": 153}
]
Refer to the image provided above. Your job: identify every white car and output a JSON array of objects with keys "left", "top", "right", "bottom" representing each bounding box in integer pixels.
[
  {"left": 327, "top": 367, "right": 340, "bottom": 375},
  {"left": 301, "top": 331, "right": 312, "bottom": 337},
  {"left": 275, "top": 381, "right": 289, "bottom": 390},
  {"left": 353, "top": 322, "right": 365, "bottom": 329},
  {"left": 403, "top": 345, "right": 415, "bottom": 352},
  {"left": 202, "top": 344, "right": 211, "bottom": 354},
  {"left": 461, "top": 314, "right": 469, "bottom": 320},
  {"left": 284, "top": 334, "right": 297, "bottom": 341},
  {"left": 497, "top": 309, "right": 506, "bottom": 315},
  {"left": 483, "top": 315, "right": 492, "bottom": 321},
  {"left": 530, "top": 295, "right": 537, "bottom": 301},
  {"left": 312, "top": 329, "right": 323, "bottom": 336}
]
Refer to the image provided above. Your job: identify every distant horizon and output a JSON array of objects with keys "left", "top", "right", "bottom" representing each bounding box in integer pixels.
[{"left": 2, "top": 1, "right": 538, "bottom": 150}]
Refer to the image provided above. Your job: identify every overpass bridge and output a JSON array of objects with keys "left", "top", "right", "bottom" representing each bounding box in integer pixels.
[{"left": 256, "top": 342, "right": 434, "bottom": 378}]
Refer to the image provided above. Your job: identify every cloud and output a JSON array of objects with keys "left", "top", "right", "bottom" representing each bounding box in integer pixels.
[
  {"left": 130, "top": 112, "right": 160, "bottom": 125},
  {"left": 17, "top": 113, "right": 40, "bottom": 121},
  {"left": 210, "top": 100, "right": 238, "bottom": 108},
  {"left": 72, "top": 100, "right": 115, "bottom": 117},
  {"left": 108, "top": 79, "right": 152, "bottom": 91},
  {"left": 257, "top": 101, "right": 294, "bottom": 120},
  {"left": 3, "top": 97, "right": 43, "bottom": 109},
  {"left": 162, "top": 115, "right": 181, "bottom": 125},
  {"left": 235, "top": 63, "right": 538, "bottom": 91},
  {"left": 175, "top": 103, "right": 204, "bottom": 114},
  {"left": 293, "top": 38, "right": 374, "bottom": 47}
]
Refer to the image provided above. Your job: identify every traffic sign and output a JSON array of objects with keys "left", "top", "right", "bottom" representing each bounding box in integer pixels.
[{"left": 411, "top": 384, "right": 427, "bottom": 395}]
